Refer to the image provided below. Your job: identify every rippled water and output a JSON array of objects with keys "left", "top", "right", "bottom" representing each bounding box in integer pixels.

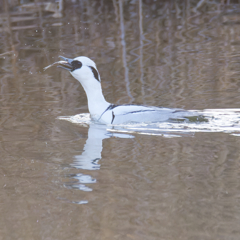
[{"left": 1, "top": 1, "right": 240, "bottom": 239}]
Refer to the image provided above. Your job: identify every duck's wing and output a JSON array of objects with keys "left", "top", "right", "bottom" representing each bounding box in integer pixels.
[{"left": 100, "top": 105, "right": 192, "bottom": 124}]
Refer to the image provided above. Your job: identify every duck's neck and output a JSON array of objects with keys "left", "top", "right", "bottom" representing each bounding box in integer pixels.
[{"left": 81, "top": 81, "right": 110, "bottom": 119}]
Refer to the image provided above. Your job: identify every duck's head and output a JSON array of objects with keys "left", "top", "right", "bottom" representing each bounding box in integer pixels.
[{"left": 58, "top": 56, "right": 101, "bottom": 86}]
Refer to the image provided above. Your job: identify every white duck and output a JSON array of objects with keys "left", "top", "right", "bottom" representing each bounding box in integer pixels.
[{"left": 52, "top": 56, "right": 198, "bottom": 125}]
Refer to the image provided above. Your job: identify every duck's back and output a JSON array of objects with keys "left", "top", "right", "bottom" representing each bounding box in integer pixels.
[{"left": 99, "top": 105, "right": 196, "bottom": 124}]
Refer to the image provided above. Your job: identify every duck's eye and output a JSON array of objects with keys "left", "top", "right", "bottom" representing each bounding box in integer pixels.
[{"left": 71, "top": 60, "right": 82, "bottom": 71}]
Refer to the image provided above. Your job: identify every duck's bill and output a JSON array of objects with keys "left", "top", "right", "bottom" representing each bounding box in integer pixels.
[{"left": 43, "top": 56, "right": 73, "bottom": 71}]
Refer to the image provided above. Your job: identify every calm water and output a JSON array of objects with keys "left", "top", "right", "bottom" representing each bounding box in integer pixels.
[{"left": 1, "top": 0, "right": 240, "bottom": 239}]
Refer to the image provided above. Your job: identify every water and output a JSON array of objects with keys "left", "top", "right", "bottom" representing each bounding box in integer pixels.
[{"left": 1, "top": 0, "right": 240, "bottom": 239}]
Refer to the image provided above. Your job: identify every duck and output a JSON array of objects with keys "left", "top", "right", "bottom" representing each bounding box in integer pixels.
[{"left": 48, "top": 56, "right": 198, "bottom": 125}]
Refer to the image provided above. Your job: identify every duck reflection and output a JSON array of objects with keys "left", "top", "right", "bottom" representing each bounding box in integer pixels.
[{"left": 63, "top": 120, "right": 134, "bottom": 192}]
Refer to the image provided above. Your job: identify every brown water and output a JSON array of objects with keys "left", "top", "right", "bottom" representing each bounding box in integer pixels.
[{"left": 1, "top": 1, "right": 240, "bottom": 239}]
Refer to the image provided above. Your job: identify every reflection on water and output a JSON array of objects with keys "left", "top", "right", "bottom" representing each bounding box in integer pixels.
[
  {"left": 2, "top": 0, "right": 240, "bottom": 239},
  {"left": 59, "top": 115, "right": 134, "bottom": 193},
  {"left": 59, "top": 107, "right": 240, "bottom": 201},
  {"left": 65, "top": 173, "right": 96, "bottom": 191}
]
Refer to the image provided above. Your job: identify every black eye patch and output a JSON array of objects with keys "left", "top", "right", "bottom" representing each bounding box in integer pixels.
[
  {"left": 89, "top": 66, "right": 100, "bottom": 82},
  {"left": 71, "top": 60, "right": 82, "bottom": 71}
]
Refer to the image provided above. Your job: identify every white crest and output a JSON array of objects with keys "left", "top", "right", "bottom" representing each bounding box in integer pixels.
[{"left": 73, "top": 56, "right": 97, "bottom": 68}]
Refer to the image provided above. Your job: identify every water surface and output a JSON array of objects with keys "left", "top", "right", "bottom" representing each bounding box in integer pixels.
[{"left": 1, "top": 1, "right": 240, "bottom": 239}]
